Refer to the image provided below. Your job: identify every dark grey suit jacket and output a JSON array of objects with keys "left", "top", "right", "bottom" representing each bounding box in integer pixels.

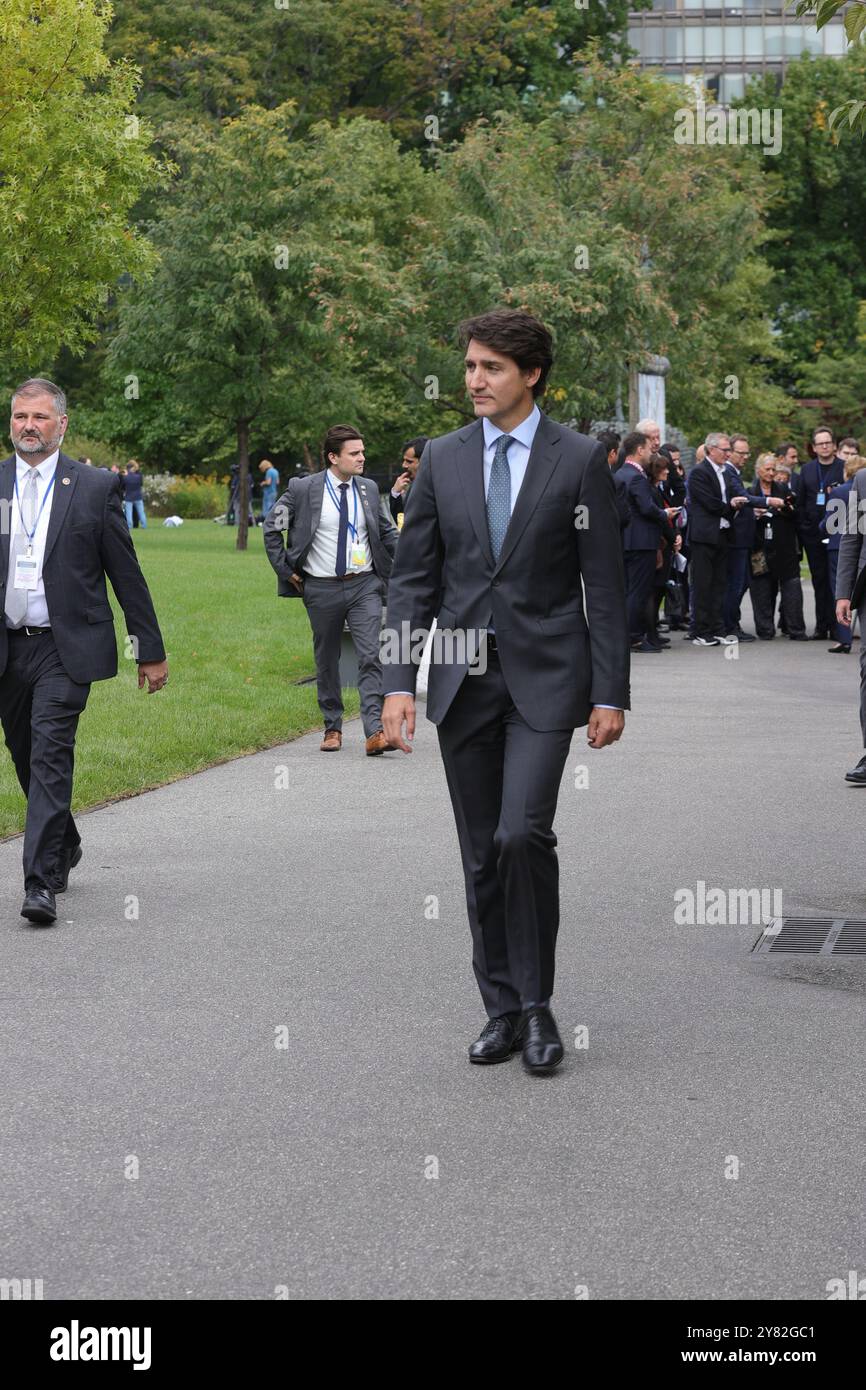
[
  {"left": 0, "top": 453, "right": 165, "bottom": 684},
  {"left": 836, "top": 467, "right": 866, "bottom": 606},
  {"left": 263, "top": 470, "right": 399, "bottom": 596},
  {"left": 382, "top": 413, "right": 630, "bottom": 730}
]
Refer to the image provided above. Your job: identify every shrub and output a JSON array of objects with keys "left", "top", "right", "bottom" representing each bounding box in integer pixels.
[{"left": 141, "top": 472, "right": 227, "bottom": 518}]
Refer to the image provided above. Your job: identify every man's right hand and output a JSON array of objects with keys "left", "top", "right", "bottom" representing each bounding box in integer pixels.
[
  {"left": 837, "top": 598, "right": 852, "bottom": 627},
  {"left": 383, "top": 694, "right": 415, "bottom": 753},
  {"left": 392, "top": 472, "right": 411, "bottom": 495},
  {"left": 289, "top": 571, "right": 304, "bottom": 593}
]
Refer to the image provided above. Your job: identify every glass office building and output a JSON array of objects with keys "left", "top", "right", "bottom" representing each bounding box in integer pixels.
[{"left": 627, "top": 3, "right": 849, "bottom": 105}]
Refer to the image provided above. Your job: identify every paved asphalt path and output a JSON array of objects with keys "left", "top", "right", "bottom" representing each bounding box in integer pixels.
[{"left": 2, "top": 599, "right": 864, "bottom": 1301}]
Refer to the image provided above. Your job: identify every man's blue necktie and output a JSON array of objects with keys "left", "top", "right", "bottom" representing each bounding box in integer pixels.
[
  {"left": 335, "top": 482, "right": 349, "bottom": 576},
  {"left": 487, "top": 434, "right": 515, "bottom": 561}
]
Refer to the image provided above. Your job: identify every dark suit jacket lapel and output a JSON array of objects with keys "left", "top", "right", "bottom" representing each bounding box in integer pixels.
[
  {"left": 456, "top": 419, "right": 492, "bottom": 568},
  {"left": 494, "top": 413, "right": 561, "bottom": 574},
  {"left": 0, "top": 455, "right": 15, "bottom": 580},
  {"left": 43, "top": 453, "right": 79, "bottom": 567}
]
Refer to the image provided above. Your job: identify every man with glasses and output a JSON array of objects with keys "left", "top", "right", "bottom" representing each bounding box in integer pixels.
[
  {"left": 723, "top": 434, "right": 756, "bottom": 641},
  {"left": 685, "top": 432, "right": 751, "bottom": 646},
  {"left": 800, "top": 426, "right": 844, "bottom": 639}
]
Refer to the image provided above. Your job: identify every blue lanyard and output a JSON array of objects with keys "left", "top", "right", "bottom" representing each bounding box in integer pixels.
[
  {"left": 14, "top": 469, "right": 56, "bottom": 550},
  {"left": 324, "top": 472, "right": 359, "bottom": 539}
]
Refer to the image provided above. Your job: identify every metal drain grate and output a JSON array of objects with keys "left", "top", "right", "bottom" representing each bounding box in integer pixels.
[{"left": 752, "top": 918, "right": 866, "bottom": 957}]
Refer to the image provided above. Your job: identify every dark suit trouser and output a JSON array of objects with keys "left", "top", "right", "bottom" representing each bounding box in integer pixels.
[
  {"left": 690, "top": 539, "right": 728, "bottom": 638},
  {"left": 624, "top": 550, "right": 656, "bottom": 643},
  {"left": 0, "top": 631, "right": 89, "bottom": 890},
  {"left": 827, "top": 549, "right": 852, "bottom": 644},
  {"left": 803, "top": 538, "right": 833, "bottom": 632},
  {"left": 437, "top": 653, "right": 573, "bottom": 1017},
  {"left": 749, "top": 572, "right": 805, "bottom": 639},
  {"left": 723, "top": 546, "right": 750, "bottom": 634},
  {"left": 302, "top": 572, "right": 384, "bottom": 736},
  {"left": 858, "top": 598, "right": 866, "bottom": 746}
]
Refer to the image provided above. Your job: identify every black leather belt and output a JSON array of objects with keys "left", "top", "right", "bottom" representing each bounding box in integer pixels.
[{"left": 9, "top": 625, "right": 52, "bottom": 637}]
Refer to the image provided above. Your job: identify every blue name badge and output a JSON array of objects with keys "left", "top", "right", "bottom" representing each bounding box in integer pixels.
[{"left": 817, "top": 490, "right": 825, "bottom": 506}]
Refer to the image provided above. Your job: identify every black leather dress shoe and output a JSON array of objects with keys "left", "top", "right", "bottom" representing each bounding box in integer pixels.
[
  {"left": 469, "top": 1013, "right": 522, "bottom": 1064},
  {"left": 735, "top": 629, "right": 756, "bottom": 643},
  {"left": 50, "top": 843, "right": 83, "bottom": 894},
  {"left": 845, "top": 755, "right": 866, "bottom": 785},
  {"left": 21, "top": 887, "right": 57, "bottom": 926},
  {"left": 519, "top": 1006, "right": 564, "bottom": 1074}
]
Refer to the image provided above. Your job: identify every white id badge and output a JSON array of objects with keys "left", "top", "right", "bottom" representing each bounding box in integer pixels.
[
  {"left": 14, "top": 554, "right": 39, "bottom": 590},
  {"left": 816, "top": 490, "right": 825, "bottom": 506},
  {"left": 350, "top": 543, "right": 367, "bottom": 568}
]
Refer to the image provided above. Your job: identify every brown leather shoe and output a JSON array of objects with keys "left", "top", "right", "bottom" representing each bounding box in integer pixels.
[
  {"left": 365, "top": 730, "right": 390, "bottom": 756},
  {"left": 320, "top": 729, "right": 342, "bottom": 751}
]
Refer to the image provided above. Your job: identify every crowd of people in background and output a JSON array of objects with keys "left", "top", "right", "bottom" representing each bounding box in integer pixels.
[
  {"left": 599, "top": 420, "right": 865, "bottom": 656},
  {"left": 76, "top": 455, "right": 149, "bottom": 530}
]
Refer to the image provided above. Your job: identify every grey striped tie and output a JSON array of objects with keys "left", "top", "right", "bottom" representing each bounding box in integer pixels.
[
  {"left": 5, "top": 469, "right": 39, "bottom": 626},
  {"left": 487, "top": 434, "right": 514, "bottom": 562}
]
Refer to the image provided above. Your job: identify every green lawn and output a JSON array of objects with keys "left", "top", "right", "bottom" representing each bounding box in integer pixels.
[{"left": 0, "top": 521, "right": 358, "bottom": 837}]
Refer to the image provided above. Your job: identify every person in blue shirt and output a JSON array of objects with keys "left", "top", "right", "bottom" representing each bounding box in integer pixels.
[{"left": 258, "top": 458, "right": 279, "bottom": 522}]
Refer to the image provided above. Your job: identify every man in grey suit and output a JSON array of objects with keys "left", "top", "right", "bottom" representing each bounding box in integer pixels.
[
  {"left": 382, "top": 309, "right": 630, "bottom": 1073},
  {"left": 263, "top": 425, "right": 399, "bottom": 754},
  {"left": 835, "top": 460, "right": 866, "bottom": 784}
]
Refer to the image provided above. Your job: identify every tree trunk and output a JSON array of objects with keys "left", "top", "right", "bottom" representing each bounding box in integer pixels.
[
  {"left": 302, "top": 441, "right": 315, "bottom": 473},
  {"left": 236, "top": 419, "right": 251, "bottom": 552}
]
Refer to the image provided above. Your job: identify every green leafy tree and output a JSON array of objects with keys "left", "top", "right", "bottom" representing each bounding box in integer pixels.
[
  {"left": 795, "top": 300, "right": 866, "bottom": 436},
  {"left": 105, "top": 0, "right": 643, "bottom": 144},
  {"left": 793, "top": 0, "right": 866, "bottom": 135},
  {"left": 314, "top": 60, "right": 786, "bottom": 444},
  {"left": 0, "top": 0, "right": 159, "bottom": 378},
  {"left": 748, "top": 44, "right": 866, "bottom": 384},
  {"left": 100, "top": 106, "right": 433, "bottom": 548}
]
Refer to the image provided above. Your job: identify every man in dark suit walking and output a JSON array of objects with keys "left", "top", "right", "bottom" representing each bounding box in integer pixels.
[
  {"left": 263, "top": 425, "right": 399, "bottom": 754},
  {"left": 1, "top": 379, "right": 168, "bottom": 926},
  {"left": 381, "top": 309, "right": 629, "bottom": 1074}
]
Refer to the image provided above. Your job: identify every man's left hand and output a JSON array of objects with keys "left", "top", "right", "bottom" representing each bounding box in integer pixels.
[
  {"left": 138, "top": 659, "right": 169, "bottom": 694},
  {"left": 587, "top": 707, "right": 624, "bottom": 749}
]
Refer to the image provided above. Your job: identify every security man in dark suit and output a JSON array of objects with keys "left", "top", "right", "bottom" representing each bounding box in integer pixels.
[
  {"left": 1, "top": 379, "right": 168, "bottom": 926},
  {"left": 382, "top": 309, "right": 629, "bottom": 1075}
]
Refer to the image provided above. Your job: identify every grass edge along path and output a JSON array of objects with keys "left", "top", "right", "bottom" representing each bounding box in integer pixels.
[{"left": 0, "top": 520, "right": 361, "bottom": 838}]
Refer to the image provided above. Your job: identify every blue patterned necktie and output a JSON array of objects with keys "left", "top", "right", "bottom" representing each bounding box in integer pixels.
[
  {"left": 335, "top": 482, "right": 349, "bottom": 576},
  {"left": 487, "top": 434, "right": 514, "bottom": 561}
]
